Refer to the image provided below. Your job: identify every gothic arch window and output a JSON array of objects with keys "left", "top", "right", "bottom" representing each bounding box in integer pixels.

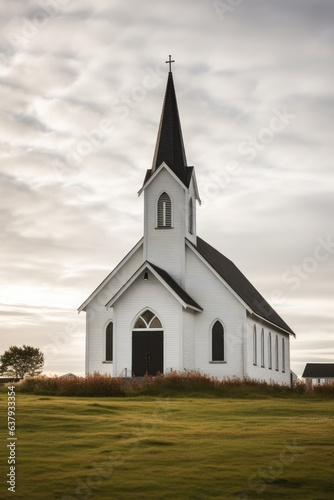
[
  {"left": 188, "top": 198, "right": 193, "bottom": 235},
  {"left": 253, "top": 325, "right": 257, "bottom": 365},
  {"left": 133, "top": 309, "right": 162, "bottom": 329},
  {"left": 212, "top": 320, "right": 224, "bottom": 361},
  {"left": 261, "top": 328, "right": 265, "bottom": 367},
  {"left": 105, "top": 322, "right": 113, "bottom": 362},
  {"left": 157, "top": 192, "right": 172, "bottom": 228},
  {"left": 275, "top": 334, "right": 279, "bottom": 371},
  {"left": 268, "top": 332, "right": 272, "bottom": 369},
  {"left": 282, "top": 338, "right": 285, "bottom": 373}
]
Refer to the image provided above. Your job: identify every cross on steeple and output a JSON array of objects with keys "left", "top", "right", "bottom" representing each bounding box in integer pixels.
[{"left": 165, "top": 55, "right": 175, "bottom": 73}]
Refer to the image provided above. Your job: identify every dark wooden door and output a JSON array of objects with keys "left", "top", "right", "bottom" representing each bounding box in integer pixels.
[
  {"left": 132, "top": 331, "right": 147, "bottom": 377},
  {"left": 147, "top": 332, "right": 163, "bottom": 376},
  {"left": 132, "top": 331, "right": 163, "bottom": 376}
]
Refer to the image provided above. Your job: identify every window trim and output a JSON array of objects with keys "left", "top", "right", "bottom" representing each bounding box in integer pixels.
[
  {"left": 188, "top": 197, "right": 193, "bottom": 235},
  {"left": 261, "top": 328, "right": 265, "bottom": 368},
  {"left": 211, "top": 319, "right": 225, "bottom": 362},
  {"left": 156, "top": 192, "right": 173, "bottom": 229},
  {"left": 282, "top": 337, "right": 285, "bottom": 373},
  {"left": 253, "top": 325, "right": 257, "bottom": 366},
  {"left": 275, "top": 334, "right": 279, "bottom": 371},
  {"left": 133, "top": 309, "right": 163, "bottom": 331},
  {"left": 268, "top": 332, "right": 272, "bottom": 370},
  {"left": 105, "top": 321, "right": 113, "bottom": 363}
]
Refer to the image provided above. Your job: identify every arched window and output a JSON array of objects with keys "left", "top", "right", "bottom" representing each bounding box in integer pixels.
[
  {"left": 261, "top": 328, "right": 265, "bottom": 368},
  {"left": 275, "top": 335, "right": 279, "bottom": 371},
  {"left": 134, "top": 310, "right": 162, "bottom": 329},
  {"left": 253, "top": 325, "right": 257, "bottom": 365},
  {"left": 188, "top": 198, "right": 193, "bottom": 235},
  {"left": 282, "top": 338, "right": 285, "bottom": 373},
  {"left": 105, "top": 322, "right": 113, "bottom": 362},
  {"left": 268, "top": 332, "right": 272, "bottom": 369},
  {"left": 157, "top": 192, "right": 172, "bottom": 228},
  {"left": 212, "top": 321, "right": 224, "bottom": 361}
]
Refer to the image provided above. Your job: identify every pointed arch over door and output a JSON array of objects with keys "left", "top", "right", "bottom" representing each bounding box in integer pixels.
[
  {"left": 134, "top": 309, "right": 162, "bottom": 329},
  {"left": 132, "top": 310, "right": 163, "bottom": 376}
]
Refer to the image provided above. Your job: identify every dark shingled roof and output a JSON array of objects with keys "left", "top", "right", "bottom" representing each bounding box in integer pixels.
[
  {"left": 302, "top": 363, "right": 334, "bottom": 378},
  {"left": 193, "top": 237, "right": 295, "bottom": 336},
  {"left": 149, "top": 262, "right": 203, "bottom": 311},
  {"left": 150, "top": 71, "right": 188, "bottom": 184}
]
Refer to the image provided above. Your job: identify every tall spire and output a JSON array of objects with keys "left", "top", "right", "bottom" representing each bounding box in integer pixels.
[{"left": 151, "top": 60, "right": 187, "bottom": 184}]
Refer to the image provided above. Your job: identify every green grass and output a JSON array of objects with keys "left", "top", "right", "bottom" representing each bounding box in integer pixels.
[{"left": 0, "top": 394, "right": 333, "bottom": 499}]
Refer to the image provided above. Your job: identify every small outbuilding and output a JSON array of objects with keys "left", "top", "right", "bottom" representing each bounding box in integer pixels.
[{"left": 302, "top": 363, "right": 334, "bottom": 387}]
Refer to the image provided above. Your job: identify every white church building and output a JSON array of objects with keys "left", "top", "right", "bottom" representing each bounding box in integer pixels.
[{"left": 79, "top": 62, "right": 295, "bottom": 385}]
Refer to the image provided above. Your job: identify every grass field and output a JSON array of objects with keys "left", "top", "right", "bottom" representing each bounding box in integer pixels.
[{"left": 0, "top": 393, "right": 333, "bottom": 500}]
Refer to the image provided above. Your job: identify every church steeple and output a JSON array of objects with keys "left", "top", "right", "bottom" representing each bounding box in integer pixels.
[
  {"left": 151, "top": 60, "right": 187, "bottom": 184},
  {"left": 139, "top": 57, "right": 200, "bottom": 282}
]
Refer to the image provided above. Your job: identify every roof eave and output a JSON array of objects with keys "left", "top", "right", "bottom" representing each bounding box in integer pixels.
[
  {"left": 138, "top": 162, "right": 189, "bottom": 197},
  {"left": 105, "top": 261, "right": 203, "bottom": 311},
  {"left": 248, "top": 311, "right": 296, "bottom": 337}
]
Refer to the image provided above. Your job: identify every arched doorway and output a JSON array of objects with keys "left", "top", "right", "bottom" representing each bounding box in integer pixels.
[{"left": 132, "top": 310, "right": 163, "bottom": 376}]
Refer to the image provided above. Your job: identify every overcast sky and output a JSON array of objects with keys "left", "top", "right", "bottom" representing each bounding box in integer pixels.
[{"left": 1, "top": 0, "right": 333, "bottom": 377}]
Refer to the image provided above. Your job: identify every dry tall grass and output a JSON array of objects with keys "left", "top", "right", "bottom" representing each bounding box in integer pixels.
[{"left": 13, "top": 371, "right": 334, "bottom": 398}]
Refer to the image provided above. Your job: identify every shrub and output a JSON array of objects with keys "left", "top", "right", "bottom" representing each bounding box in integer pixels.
[
  {"left": 312, "top": 382, "right": 334, "bottom": 398},
  {"left": 16, "top": 371, "right": 333, "bottom": 399},
  {"left": 137, "top": 371, "right": 217, "bottom": 396},
  {"left": 18, "top": 375, "right": 58, "bottom": 395},
  {"left": 292, "top": 380, "right": 307, "bottom": 394},
  {"left": 17, "top": 373, "right": 125, "bottom": 397}
]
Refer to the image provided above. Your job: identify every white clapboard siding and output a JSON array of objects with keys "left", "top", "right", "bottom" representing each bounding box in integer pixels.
[
  {"left": 85, "top": 236, "right": 292, "bottom": 384},
  {"left": 245, "top": 316, "right": 290, "bottom": 385},
  {"left": 85, "top": 244, "right": 144, "bottom": 375},
  {"left": 86, "top": 304, "right": 114, "bottom": 375},
  {"left": 113, "top": 271, "right": 182, "bottom": 376},
  {"left": 144, "top": 168, "right": 187, "bottom": 284},
  {"left": 183, "top": 309, "right": 196, "bottom": 371},
  {"left": 185, "top": 246, "right": 245, "bottom": 379}
]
